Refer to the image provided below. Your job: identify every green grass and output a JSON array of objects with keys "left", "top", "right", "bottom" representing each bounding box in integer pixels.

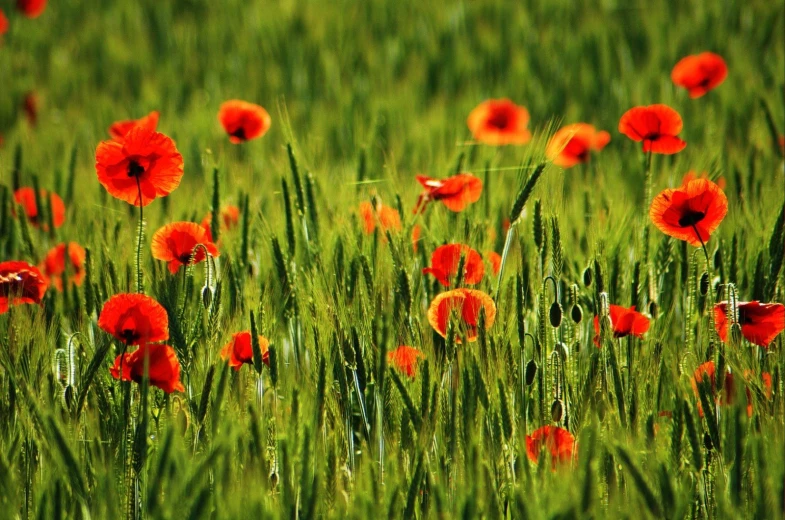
[{"left": 0, "top": 0, "right": 784, "bottom": 517}]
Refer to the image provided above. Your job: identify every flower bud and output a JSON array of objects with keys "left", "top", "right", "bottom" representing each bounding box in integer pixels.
[{"left": 549, "top": 302, "right": 563, "bottom": 328}]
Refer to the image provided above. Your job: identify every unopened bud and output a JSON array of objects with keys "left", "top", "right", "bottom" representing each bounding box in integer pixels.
[
  {"left": 570, "top": 304, "right": 583, "bottom": 324},
  {"left": 549, "top": 302, "right": 563, "bottom": 328},
  {"left": 525, "top": 360, "right": 537, "bottom": 386},
  {"left": 202, "top": 285, "right": 213, "bottom": 309},
  {"left": 699, "top": 272, "right": 709, "bottom": 296},
  {"left": 551, "top": 400, "right": 563, "bottom": 422},
  {"left": 583, "top": 267, "right": 593, "bottom": 287}
]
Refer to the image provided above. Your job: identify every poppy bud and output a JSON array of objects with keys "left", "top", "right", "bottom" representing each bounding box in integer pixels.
[
  {"left": 201, "top": 285, "right": 213, "bottom": 310},
  {"left": 583, "top": 267, "right": 593, "bottom": 287},
  {"left": 549, "top": 302, "right": 563, "bottom": 328},
  {"left": 713, "top": 249, "right": 722, "bottom": 270},
  {"left": 64, "top": 385, "right": 75, "bottom": 410},
  {"left": 570, "top": 304, "right": 583, "bottom": 324},
  {"left": 648, "top": 301, "right": 658, "bottom": 319},
  {"left": 525, "top": 360, "right": 537, "bottom": 386},
  {"left": 551, "top": 400, "right": 563, "bottom": 423},
  {"left": 703, "top": 432, "right": 713, "bottom": 452},
  {"left": 730, "top": 323, "right": 743, "bottom": 345},
  {"left": 699, "top": 272, "right": 709, "bottom": 295},
  {"left": 595, "top": 390, "right": 606, "bottom": 421},
  {"left": 269, "top": 471, "right": 279, "bottom": 489}
]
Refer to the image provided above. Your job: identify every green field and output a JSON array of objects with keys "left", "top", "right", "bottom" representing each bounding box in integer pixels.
[{"left": 1, "top": 0, "right": 784, "bottom": 517}]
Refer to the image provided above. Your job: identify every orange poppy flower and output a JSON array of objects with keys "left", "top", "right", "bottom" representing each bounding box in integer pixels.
[
  {"left": 681, "top": 170, "right": 726, "bottom": 190},
  {"left": 151, "top": 222, "right": 220, "bottom": 274},
  {"left": 387, "top": 346, "right": 425, "bottom": 378},
  {"left": 110, "top": 343, "right": 185, "bottom": 393},
  {"left": 427, "top": 288, "right": 496, "bottom": 342},
  {"left": 0, "top": 261, "right": 47, "bottom": 314},
  {"left": 649, "top": 178, "right": 727, "bottom": 247},
  {"left": 422, "top": 244, "right": 484, "bottom": 287},
  {"left": 22, "top": 92, "right": 38, "bottom": 127},
  {"left": 14, "top": 187, "right": 66, "bottom": 229},
  {"left": 411, "top": 224, "right": 422, "bottom": 253},
  {"left": 413, "top": 173, "right": 483, "bottom": 213},
  {"left": 714, "top": 301, "right": 785, "bottom": 348},
  {"left": 218, "top": 100, "right": 271, "bottom": 144},
  {"left": 691, "top": 361, "right": 734, "bottom": 417},
  {"left": 109, "top": 111, "right": 160, "bottom": 142},
  {"left": 486, "top": 251, "right": 501, "bottom": 275},
  {"left": 359, "top": 201, "right": 401, "bottom": 235},
  {"left": 16, "top": 0, "right": 46, "bottom": 18},
  {"left": 95, "top": 125, "right": 184, "bottom": 207},
  {"left": 0, "top": 9, "right": 8, "bottom": 35},
  {"left": 98, "top": 293, "right": 169, "bottom": 346},
  {"left": 200, "top": 205, "right": 241, "bottom": 241},
  {"left": 671, "top": 52, "right": 727, "bottom": 99},
  {"left": 40, "top": 242, "right": 85, "bottom": 291},
  {"left": 618, "top": 104, "right": 686, "bottom": 154},
  {"left": 546, "top": 123, "right": 611, "bottom": 168},
  {"left": 525, "top": 426, "right": 575, "bottom": 466},
  {"left": 592, "top": 304, "right": 650, "bottom": 347},
  {"left": 467, "top": 99, "right": 531, "bottom": 145},
  {"left": 220, "top": 331, "right": 270, "bottom": 371}
]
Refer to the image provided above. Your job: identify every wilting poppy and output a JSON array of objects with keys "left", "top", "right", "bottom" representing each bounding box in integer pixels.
[
  {"left": 95, "top": 125, "right": 184, "bottom": 207},
  {"left": 200, "top": 205, "right": 241, "bottom": 241},
  {"left": 0, "top": 261, "right": 47, "bottom": 314},
  {"left": 14, "top": 187, "right": 66, "bottom": 229},
  {"left": 422, "top": 244, "right": 484, "bottom": 287},
  {"left": 16, "top": 0, "right": 46, "bottom": 18},
  {"left": 151, "top": 222, "right": 220, "bottom": 274},
  {"left": 111, "top": 343, "right": 185, "bottom": 393},
  {"left": 525, "top": 426, "right": 575, "bottom": 466},
  {"left": 218, "top": 100, "right": 271, "bottom": 144},
  {"left": 98, "top": 293, "right": 169, "bottom": 346},
  {"left": 388, "top": 346, "right": 425, "bottom": 378},
  {"left": 671, "top": 52, "right": 727, "bottom": 99},
  {"left": 681, "top": 170, "right": 726, "bottom": 190},
  {"left": 40, "top": 242, "right": 85, "bottom": 291},
  {"left": 619, "top": 104, "right": 686, "bottom": 154},
  {"left": 109, "top": 111, "right": 160, "bottom": 142},
  {"left": 650, "top": 178, "right": 727, "bottom": 247},
  {"left": 427, "top": 288, "right": 496, "bottom": 342},
  {"left": 593, "top": 304, "right": 650, "bottom": 346},
  {"left": 467, "top": 99, "right": 532, "bottom": 145},
  {"left": 359, "top": 201, "right": 401, "bottom": 235},
  {"left": 546, "top": 123, "right": 611, "bottom": 168},
  {"left": 22, "top": 92, "right": 38, "bottom": 127},
  {"left": 486, "top": 251, "right": 502, "bottom": 275},
  {"left": 691, "top": 361, "right": 734, "bottom": 416},
  {"left": 220, "top": 331, "right": 270, "bottom": 371},
  {"left": 714, "top": 301, "right": 785, "bottom": 347},
  {"left": 0, "top": 10, "right": 8, "bottom": 35},
  {"left": 413, "top": 173, "right": 482, "bottom": 213}
]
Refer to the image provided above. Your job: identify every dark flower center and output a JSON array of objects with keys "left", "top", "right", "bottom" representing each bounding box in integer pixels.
[
  {"left": 678, "top": 210, "right": 706, "bottom": 227},
  {"left": 127, "top": 160, "right": 145, "bottom": 178},
  {"left": 487, "top": 110, "right": 511, "bottom": 130},
  {"left": 230, "top": 127, "right": 247, "bottom": 140},
  {"left": 643, "top": 133, "right": 661, "bottom": 141},
  {"left": 120, "top": 328, "right": 139, "bottom": 344}
]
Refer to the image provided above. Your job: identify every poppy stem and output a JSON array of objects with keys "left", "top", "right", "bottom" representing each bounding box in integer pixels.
[
  {"left": 135, "top": 178, "right": 145, "bottom": 294},
  {"left": 691, "top": 224, "right": 710, "bottom": 266}
]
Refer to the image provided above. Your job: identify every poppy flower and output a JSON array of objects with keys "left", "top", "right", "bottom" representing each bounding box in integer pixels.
[
  {"left": 681, "top": 170, "right": 726, "bottom": 190},
  {"left": 592, "top": 304, "right": 650, "bottom": 347},
  {"left": 16, "top": 0, "right": 46, "bottom": 18},
  {"left": 218, "top": 100, "right": 271, "bottom": 144},
  {"left": 151, "top": 222, "right": 220, "bottom": 274},
  {"left": 486, "top": 251, "right": 502, "bottom": 276},
  {"left": 525, "top": 426, "right": 575, "bottom": 466},
  {"left": 546, "top": 123, "right": 611, "bottom": 168},
  {"left": 713, "top": 301, "right": 785, "bottom": 348},
  {"left": 618, "top": 104, "right": 686, "bottom": 154},
  {"left": 200, "top": 205, "right": 241, "bottom": 241},
  {"left": 0, "top": 261, "right": 47, "bottom": 314},
  {"left": 671, "top": 52, "right": 728, "bottom": 99},
  {"left": 422, "top": 244, "right": 484, "bottom": 287},
  {"left": 359, "top": 201, "right": 401, "bottom": 235},
  {"left": 40, "top": 242, "right": 85, "bottom": 291},
  {"left": 109, "top": 111, "right": 160, "bottom": 142},
  {"left": 110, "top": 343, "right": 185, "bottom": 393},
  {"left": 220, "top": 331, "right": 270, "bottom": 371},
  {"left": 411, "top": 224, "right": 422, "bottom": 253},
  {"left": 0, "top": 10, "right": 8, "bottom": 35},
  {"left": 95, "top": 125, "right": 184, "bottom": 207},
  {"left": 14, "top": 187, "right": 66, "bottom": 229},
  {"left": 649, "top": 178, "right": 728, "bottom": 247},
  {"left": 467, "top": 99, "right": 531, "bottom": 145},
  {"left": 97, "top": 293, "right": 169, "bottom": 346},
  {"left": 22, "top": 92, "right": 38, "bottom": 127},
  {"left": 413, "top": 173, "right": 482, "bottom": 214},
  {"left": 387, "top": 346, "right": 424, "bottom": 378},
  {"left": 691, "top": 361, "right": 734, "bottom": 416},
  {"left": 427, "top": 288, "right": 496, "bottom": 342}
]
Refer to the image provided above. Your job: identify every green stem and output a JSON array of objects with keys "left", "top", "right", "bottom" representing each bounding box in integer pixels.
[{"left": 135, "top": 178, "right": 145, "bottom": 294}]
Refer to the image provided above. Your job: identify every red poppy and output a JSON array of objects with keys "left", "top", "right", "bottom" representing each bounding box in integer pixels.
[
  {"left": 22, "top": 92, "right": 38, "bottom": 127},
  {"left": 95, "top": 125, "right": 184, "bottom": 207},
  {"left": 200, "top": 205, "right": 241, "bottom": 241},
  {"left": 0, "top": 9, "right": 8, "bottom": 35},
  {"left": 467, "top": 99, "right": 531, "bottom": 145},
  {"left": 109, "top": 111, "right": 160, "bottom": 142},
  {"left": 413, "top": 173, "right": 483, "bottom": 214},
  {"left": 387, "top": 346, "right": 424, "bottom": 378},
  {"left": 691, "top": 361, "right": 734, "bottom": 417},
  {"left": 220, "top": 331, "right": 270, "bottom": 371},
  {"left": 546, "top": 123, "right": 611, "bottom": 168},
  {"left": 486, "top": 251, "right": 501, "bottom": 276},
  {"left": 714, "top": 301, "right": 785, "bottom": 348},
  {"left": 359, "top": 201, "right": 401, "bottom": 235},
  {"left": 14, "top": 187, "right": 66, "bottom": 229},
  {"left": 525, "top": 426, "right": 575, "bottom": 466},
  {"left": 111, "top": 343, "right": 185, "bottom": 393},
  {"left": 618, "top": 104, "right": 686, "bottom": 154},
  {"left": 0, "top": 261, "right": 47, "bottom": 314},
  {"left": 422, "top": 244, "right": 484, "bottom": 287},
  {"left": 593, "top": 304, "right": 650, "bottom": 347},
  {"left": 218, "top": 100, "right": 271, "bottom": 144},
  {"left": 151, "top": 222, "right": 220, "bottom": 274},
  {"left": 40, "top": 242, "right": 85, "bottom": 291},
  {"left": 16, "top": 0, "right": 46, "bottom": 18},
  {"left": 427, "top": 288, "right": 496, "bottom": 342},
  {"left": 411, "top": 224, "right": 422, "bottom": 253},
  {"left": 649, "top": 178, "right": 727, "bottom": 247},
  {"left": 671, "top": 52, "right": 727, "bottom": 99},
  {"left": 681, "top": 170, "right": 726, "bottom": 191},
  {"left": 98, "top": 293, "right": 169, "bottom": 346}
]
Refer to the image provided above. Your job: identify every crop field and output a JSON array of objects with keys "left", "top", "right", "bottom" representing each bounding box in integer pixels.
[{"left": 0, "top": 0, "right": 784, "bottom": 518}]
